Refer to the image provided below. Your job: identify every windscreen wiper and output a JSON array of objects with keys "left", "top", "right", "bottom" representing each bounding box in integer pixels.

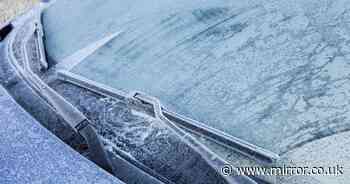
[
  {"left": 58, "top": 70, "right": 279, "bottom": 164},
  {"left": 58, "top": 69, "right": 280, "bottom": 184},
  {"left": 7, "top": 21, "right": 115, "bottom": 174}
]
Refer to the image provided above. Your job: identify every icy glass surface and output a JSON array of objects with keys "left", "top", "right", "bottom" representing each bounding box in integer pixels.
[{"left": 45, "top": 0, "right": 350, "bottom": 153}]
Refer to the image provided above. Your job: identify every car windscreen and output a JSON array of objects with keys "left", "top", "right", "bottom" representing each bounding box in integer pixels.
[{"left": 44, "top": 0, "right": 350, "bottom": 154}]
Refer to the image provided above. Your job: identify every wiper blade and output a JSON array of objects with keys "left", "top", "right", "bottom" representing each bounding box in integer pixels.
[
  {"left": 58, "top": 69, "right": 279, "bottom": 164},
  {"left": 57, "top": 69, "right": 282, "bottom": 184}
]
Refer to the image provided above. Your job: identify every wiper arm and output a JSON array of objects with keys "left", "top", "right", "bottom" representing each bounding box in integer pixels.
[{"left": 9, "top": 21, "right": 115, "bottom": 174}]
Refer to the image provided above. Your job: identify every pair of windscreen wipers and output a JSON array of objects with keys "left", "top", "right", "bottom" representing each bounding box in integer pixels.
[{"left": 8, "top": 18, "right": 277, "bottom": 184}]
